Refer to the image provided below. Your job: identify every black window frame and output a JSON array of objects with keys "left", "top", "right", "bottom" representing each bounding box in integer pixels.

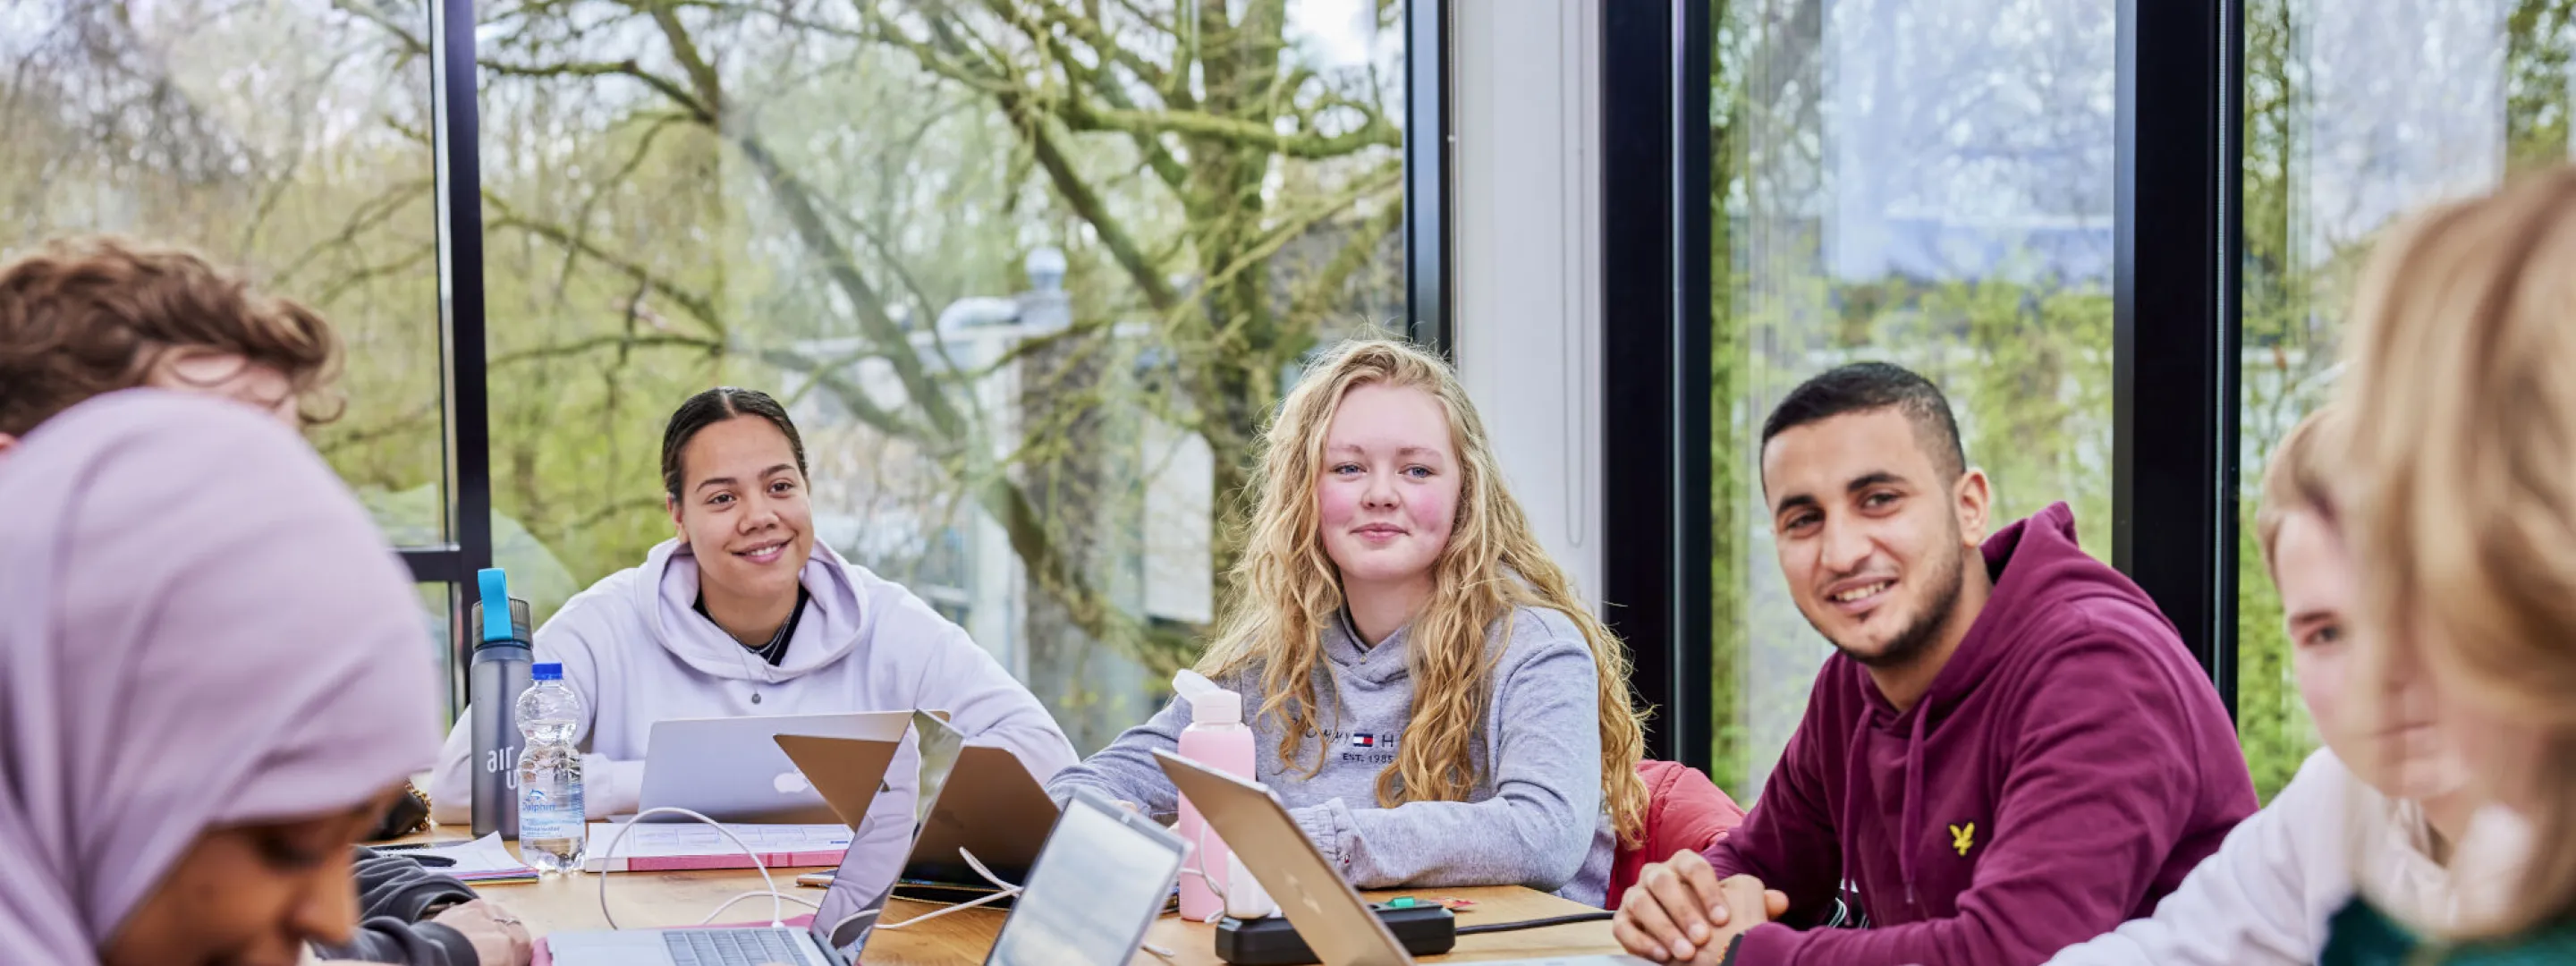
[
  {"left": 1603, "top": 0, "right": 2247, "bottom": 771},
  {"left": 1600, "top": 0, "right": 1715, "bottom": 765},
  {"left": 396, "top": 0, "right": 1450, "bottom": 713},
  {"left": 394, "top": 0, "right": 495, "bottom": 715}
]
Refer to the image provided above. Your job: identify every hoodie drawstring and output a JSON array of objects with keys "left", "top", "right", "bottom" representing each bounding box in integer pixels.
[
  {"left": 1837, "top": 704, "right": 1873, "bottom": 914},
  {"left": 1898, "top": 704, "right": 1930, "bottom": 907}
]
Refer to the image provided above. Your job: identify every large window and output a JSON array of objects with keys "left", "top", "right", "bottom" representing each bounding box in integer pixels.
[
  {"left": 424, "top": 0, "right": 1408, "bottom": 749},
  {"left": 9, "top": 0, "right": 1415, "bottom": 736},
  {"left": 3, "top": 0, "right": 456, "bottom": 688},
  {"left": 1705, "top": 0, "right": 2118, "bottom": 796},
  {"left": 2233, "top": 0, "right": 2565, "bottom": 800}
]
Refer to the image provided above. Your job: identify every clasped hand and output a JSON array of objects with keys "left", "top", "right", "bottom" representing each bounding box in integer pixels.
[{"left": 1611, "top": 850, "right": 1787, "bottom": 964}]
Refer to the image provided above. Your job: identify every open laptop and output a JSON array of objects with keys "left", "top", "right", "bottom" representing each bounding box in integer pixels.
[
  {"left": 775, "top": 712, "right": 1060, "bottom": 904},
  {"left": 896, "top": 712, "right": 1061, "bottom": 895},
  {"left": 636, "top": 711, "right": 913, "bottom": 824},
  {"left": 1155, "top": 750, "right": 1651, "bottom": 966},
  {"left": 547, "top": 915, "right": 848, "bottom": 966},
  {"left": 982, "top": 787, "right": 1188, "bottom": 965},
  {"left": 555, "top": 787, "right": 1181, "bottom": 966},
  {"left": 546, "top": 714, "right": 953, "bottom": 966}
]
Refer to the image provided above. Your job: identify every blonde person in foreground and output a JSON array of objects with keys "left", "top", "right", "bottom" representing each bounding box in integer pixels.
[
  {"left": 1044, "top": 337, "right": 1652, "bottom": 905},
  {"left": 2041, "top": 406, "right": 2474, "bottom": 965},
  {"left": 2313, "top": 166, "right": 2576, "bottom": 962}
]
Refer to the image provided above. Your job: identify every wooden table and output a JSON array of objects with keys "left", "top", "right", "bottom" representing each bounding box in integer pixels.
[{"left": 426, "top": 838, "right": 1623, "bottom": 964}]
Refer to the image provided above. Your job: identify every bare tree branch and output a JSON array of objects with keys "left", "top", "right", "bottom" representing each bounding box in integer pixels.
[
  {"left": 478, "top": 57, "right": 714, "bottom": 122},
  {"left": 483, "top": 201, "right": 728, "bottom": 337},
  {"left": 1021, "top": 114, "right": 1185, "bottom": 313},
  {"left": 489, "top": 332, "right": 725, "bottom": 368}
]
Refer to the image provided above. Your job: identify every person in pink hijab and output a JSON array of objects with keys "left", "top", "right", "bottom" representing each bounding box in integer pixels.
[{"left": 0, "top": 389, "right": 442, "bottom": 966}]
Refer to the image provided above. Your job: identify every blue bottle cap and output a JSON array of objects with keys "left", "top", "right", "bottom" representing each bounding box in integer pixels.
[
  {"left": 532, "top": 663, "right": 564, "bottom": 681},
  {"left": 477, "top": 568, "right": 513, "bottom": 643}
]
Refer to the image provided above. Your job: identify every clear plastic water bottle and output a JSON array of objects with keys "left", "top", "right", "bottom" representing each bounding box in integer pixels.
[{"left": 514, "top": 663, "right": 585, "bottom": 873}]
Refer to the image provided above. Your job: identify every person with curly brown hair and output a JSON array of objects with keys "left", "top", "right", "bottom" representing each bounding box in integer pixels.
[
  {"left": 0, "top": 235, "right": 530, "bottom": 966},
  {"left": 0, "top": 235, "right": 341, "bottom": 452}
]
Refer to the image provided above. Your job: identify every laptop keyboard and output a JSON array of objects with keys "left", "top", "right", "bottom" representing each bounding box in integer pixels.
[{"left": 662, "top": 928, "right": 814, "bottom": 966}]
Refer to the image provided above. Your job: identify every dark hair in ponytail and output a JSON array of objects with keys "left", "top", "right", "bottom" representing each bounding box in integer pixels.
[{"left": 661, "top": 387, "right": 809, "bottom": 501}]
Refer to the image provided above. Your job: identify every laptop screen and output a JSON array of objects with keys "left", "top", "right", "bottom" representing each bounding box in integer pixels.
[
  {"left": 809, "top": 711, "right": 970, "bottom": 959},
  {"left": 985, "top": 793, "right": 1187, "bottom": 965}
]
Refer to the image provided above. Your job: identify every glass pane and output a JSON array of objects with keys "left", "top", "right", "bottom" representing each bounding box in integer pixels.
[
  {"left": 476, "top": 1, "right": 1405, "bottom": 751},
  {"left": 2234, "top": 0, "right": 2552, "bottom": 801},
  {"left": 0, "top": 0, "right": 449, "bottom": 541},
  {"left": 1708, "top": 0, "right": 2118, "bottom": 797},
  {"left": 421, "top": 583, "right": 462, "bottom": 724}
]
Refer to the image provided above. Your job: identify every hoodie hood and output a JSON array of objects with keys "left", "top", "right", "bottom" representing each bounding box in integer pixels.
[
  {"left": 1868, "top": 502, "right": 2176, "bottom": 907},
  {"left": 1905, "top": 502, "right": 2168, "bottom": 720},
  {"left": 637, "top": 538, "right": 870, "bottom": 682}
]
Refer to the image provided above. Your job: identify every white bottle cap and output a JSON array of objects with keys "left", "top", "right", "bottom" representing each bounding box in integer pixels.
[{"left": 1173, "top": 669, "right": 1242, "bottom": 725}]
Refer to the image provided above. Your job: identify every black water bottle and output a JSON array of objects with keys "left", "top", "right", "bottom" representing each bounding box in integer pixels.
[{"left": 467, "top": 568, "right": 535, "bottom": 838}]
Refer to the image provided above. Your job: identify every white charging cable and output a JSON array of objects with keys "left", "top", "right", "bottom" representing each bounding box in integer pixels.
[
  {"left": 870, "top": 847, "right": 1022, "bottom": 930},
  {"left": 696, "top": 891, "right": 826, "bottom": 926},
  {"left": 594, "top": 807, "right": 785, "bottom": 929},
  {"left": 1174, "top": 826, "right": 1245, "bottom": 924}
]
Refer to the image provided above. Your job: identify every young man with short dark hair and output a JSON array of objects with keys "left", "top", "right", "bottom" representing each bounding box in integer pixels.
[{"left": 1611, "top": 362, "right": 2256, "bottom": 964}]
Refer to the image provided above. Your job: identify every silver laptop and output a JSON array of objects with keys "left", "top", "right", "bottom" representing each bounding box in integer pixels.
[
  {"left": 554, "top": 785, "right": 1183, "bottom": 966},
  {"left": 549, "top": 713, "right": 948, "bottom": 966},
  {"left": 983, "top": 788, "right": 1187, "bottom": 965},
  {"left": 637, "top": 711, "right": 912, "bottom": 824},
  {"left": 547, "top": 915, "right": 850, "bottom": 966},
  {"left": 1154, "top": 750, "right": 1650, "bottom": 966},
  {"left": 784, "top": 711, "right": 1063, "bottom": 902},
  {"left": 895, "top": 712, "right": 1061, "bottom": 892}
]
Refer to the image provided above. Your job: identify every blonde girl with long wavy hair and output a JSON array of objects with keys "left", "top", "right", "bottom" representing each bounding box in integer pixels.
[
  {"left": 1046, "top": 337, "right": 1650, "bottom": 906},
  {"left": 2321, "top": 166, "right": 2576, "bottom": 960}
]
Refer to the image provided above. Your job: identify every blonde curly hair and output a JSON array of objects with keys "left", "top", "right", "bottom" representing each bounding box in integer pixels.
[{"left": 1195, "top": 337, "right": 1650, "bottom": 846}]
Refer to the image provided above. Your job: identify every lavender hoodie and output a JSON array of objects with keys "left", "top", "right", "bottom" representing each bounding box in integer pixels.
[
  {"left": 1707, "top": 503, "right": 2256, "bottom": 964},
  {"left": 428, "top": 538, "right": 1076, "bottom": 827}
]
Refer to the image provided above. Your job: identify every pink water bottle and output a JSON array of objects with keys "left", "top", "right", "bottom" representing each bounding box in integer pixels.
[{"left": 1174, "top": 670, "right": 1254, "bottom": 921}]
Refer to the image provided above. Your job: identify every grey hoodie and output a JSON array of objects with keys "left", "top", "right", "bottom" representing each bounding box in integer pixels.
[
  {"left": 1045, "top": 605, "right": 1615, "bottom": 906},
  {"left": 309, "top": 848, "right": 483, "bottom": 966}
]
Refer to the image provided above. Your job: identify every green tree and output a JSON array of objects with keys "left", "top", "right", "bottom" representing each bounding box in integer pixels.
[
  {"left": 306, "top": 0, "right": 1407, "bottom": 740},
  {"left": 1706, "top": 0, "right": 2114, "bottom": 800},
  {"left": 2509, "top": 0, "right": 2576, "bottom": 175}
]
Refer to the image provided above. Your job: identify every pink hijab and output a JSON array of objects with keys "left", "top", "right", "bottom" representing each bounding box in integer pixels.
[{"left": 0, "top": 390, "right": 439, "bottom": 962}]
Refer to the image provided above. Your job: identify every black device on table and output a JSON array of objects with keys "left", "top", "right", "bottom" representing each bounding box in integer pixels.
[{"left": 1216, "top": 903, "right": 1458, "bottom": 965}]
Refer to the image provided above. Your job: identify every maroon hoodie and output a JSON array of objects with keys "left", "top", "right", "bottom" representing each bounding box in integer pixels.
[{"left": 1706, "top": 503, "right": 2255, "bottom": 965}]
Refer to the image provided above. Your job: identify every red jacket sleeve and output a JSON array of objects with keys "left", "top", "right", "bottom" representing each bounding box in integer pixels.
[
  {"left": 1730, "top": 634, "right": 2210, "bottom": 965},
  {"left": 1701, "top": 674, "right": 1847, "bottom": 923}
]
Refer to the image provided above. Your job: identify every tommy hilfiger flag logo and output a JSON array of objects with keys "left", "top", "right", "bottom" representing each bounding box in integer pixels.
[{"left": 1351, "top": 733, "right": 1378, "bottom": 747}]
